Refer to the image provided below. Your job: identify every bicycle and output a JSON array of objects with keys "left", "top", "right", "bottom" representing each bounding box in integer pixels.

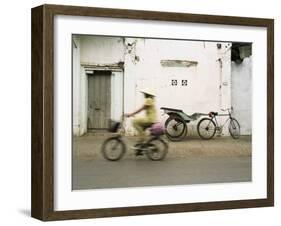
[
  {"left": 101, "top": 116, "right": 168, "bottom": 161},
  {"left": 197, "top": 107, "right": 240, "bottom": 140}
]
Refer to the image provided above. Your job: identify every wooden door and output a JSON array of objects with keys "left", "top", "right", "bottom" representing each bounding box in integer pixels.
[{"left": 88, "top": 71, "right": 111, "bottom": 129}]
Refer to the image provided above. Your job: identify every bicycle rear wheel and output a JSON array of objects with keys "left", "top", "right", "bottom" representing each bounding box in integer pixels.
[
  {"left": 197, "top": 118, "right": 216, "bottom": 140},
  {"left": 145, "top": 137, "right": 168, "bottom": 161},
  {"left": 229, "top": 118, "right": 240, "bottom": 139},
  {"left": 101, "top": 137, "right": 126, "bottom": 161}
]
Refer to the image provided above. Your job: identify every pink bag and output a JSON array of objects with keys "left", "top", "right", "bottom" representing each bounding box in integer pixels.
[{"left": 150, "top": 122, "right": 165, "bottom": 136}]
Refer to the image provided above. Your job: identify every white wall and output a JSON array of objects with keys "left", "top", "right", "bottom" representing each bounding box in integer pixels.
[
  {"left": 80, "top": 35, "right": 125, "bottom": 64},
  {"left": 125, "top": 39, "right": 231, "bottom": 113},
  {"left": 231, "top": 57, "right": 252, "bottom": 135},
  {"left": 122, "top": 39, "right": 232, "bottom": 135},
  {"left": 79, "top": 66, "right": 88, "bottom": 135},
  {"left": 72, "top": 36, "right": 81, "bottom": 135},
  {"left": 111, "top": 71, "right": 124, "bottom": 121},
  {"left": 74, "top": 36, "right": 232, "bottom": 136},
  {"left": 72, "top": 36, "right": 89, "bottom": 136}
]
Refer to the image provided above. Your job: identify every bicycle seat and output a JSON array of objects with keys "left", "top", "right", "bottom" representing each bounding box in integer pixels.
[
  {"left": 149, "top": 122, "right": 165, "bottom": 136},
  {"left": 209, "top": 111, "right": 218, "bottom": 116}
]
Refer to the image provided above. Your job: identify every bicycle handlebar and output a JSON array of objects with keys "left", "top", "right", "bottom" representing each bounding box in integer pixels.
[{"left": 220, "top": 107, "right": 233, "bottom": 112}]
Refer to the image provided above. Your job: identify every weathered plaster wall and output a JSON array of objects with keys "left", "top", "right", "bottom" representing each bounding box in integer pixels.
[
  {"left": 73, "top": 36, "right": 126, "bottom": 136},
  {"left": 73, "top": 36, "right": 235, "bottom": 136},
  {"left": 231, "top": 57, "right": 252, "bottom": 135},
  {"left": 80, "top": 35, "right": 125, "bottom": 65},
  {"left": 72, "top": 36, "right": 81, "bottom": 136},
  {"left": 123, "top": 38, "right": 232, "bottom": 136}
]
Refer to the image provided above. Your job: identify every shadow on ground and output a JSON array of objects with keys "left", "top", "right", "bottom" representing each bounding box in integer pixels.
[{"left": 73, "top": 134, "right": 251, "bottom": 160}]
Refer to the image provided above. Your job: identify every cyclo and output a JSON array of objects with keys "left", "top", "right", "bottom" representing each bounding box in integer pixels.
[
  {"left": 101, "top": 116, "right": 168, "bottom": 161},
  {"left": 161, "top": 107, "right": 202, "bottom": 141}
]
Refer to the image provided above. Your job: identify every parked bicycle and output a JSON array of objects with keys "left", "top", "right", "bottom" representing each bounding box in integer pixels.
[
  {"left": 197, "top": 107, "right": 240, "bottom": 140},
  {"left": 101, "top": 116, "right": 168, "bottom": 161}
]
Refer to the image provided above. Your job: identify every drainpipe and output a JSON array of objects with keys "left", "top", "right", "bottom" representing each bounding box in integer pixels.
[{"left": 217, "top": 58, "right": 223, "bottom": 109}]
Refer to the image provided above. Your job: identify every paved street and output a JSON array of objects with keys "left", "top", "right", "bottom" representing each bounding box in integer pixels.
[{"left": 73, "top": 134, "right": 251, "bottom": 190}]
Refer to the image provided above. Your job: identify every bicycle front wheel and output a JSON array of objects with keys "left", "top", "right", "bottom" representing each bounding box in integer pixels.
[
  {"left": 197, "top": 118, "right": 216, "bottom": 140},
  {"left": 229, "top": 118, "right": 240, "bottom": 139},
  {"left": 101, "top": 137, "right": 126, "bottom": 161}
]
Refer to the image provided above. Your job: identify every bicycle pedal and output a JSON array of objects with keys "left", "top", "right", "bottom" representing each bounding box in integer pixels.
[{"left": 135, "top": 150, "right": 144, "bottom": 156}]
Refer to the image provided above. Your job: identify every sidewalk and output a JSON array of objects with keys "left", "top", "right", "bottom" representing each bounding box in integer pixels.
[{"left": 73, "top": 134, "right": 251, "bottom": 160}]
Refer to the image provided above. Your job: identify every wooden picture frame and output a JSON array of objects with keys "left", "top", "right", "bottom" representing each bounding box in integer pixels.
[{"left": 31, "top": 4, "right": 274, "bottom": 221}]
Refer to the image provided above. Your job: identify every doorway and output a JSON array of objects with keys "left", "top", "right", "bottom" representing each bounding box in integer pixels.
[{"left": 87, "top": 70, "right": 111, "bottom": 130}]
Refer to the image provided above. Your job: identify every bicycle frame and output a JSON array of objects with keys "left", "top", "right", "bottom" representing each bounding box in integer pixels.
[
  {"left": 209, "top": 108, "right": 234, "bottom": 132},
  {"left": 114, "top": 116, "right": 157, "bottom": 141}
]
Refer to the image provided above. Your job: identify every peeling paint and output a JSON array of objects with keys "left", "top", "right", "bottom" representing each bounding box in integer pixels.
[
  {"left": 134, "top": 55, "right": 140, "bottom": 62},
  {"left": 81, "top": 62, "right": 124, "bottom": 72},
  {"left": 160, "top": 60, "right": 198, "bottom": 67},
  {"left": 125, "top": 39, "right": 140, "bottom": 64},
  {"left": 117, "top": 38, "right": 123, "bottom": 43}
]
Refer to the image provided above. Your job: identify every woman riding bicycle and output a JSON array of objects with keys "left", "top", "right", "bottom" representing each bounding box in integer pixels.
[
  {"left": 102, "top": 88, "right": 167, "bottom": 161},
  {"left": 125, "top": 88, "right": 157, "bottom": 144}
]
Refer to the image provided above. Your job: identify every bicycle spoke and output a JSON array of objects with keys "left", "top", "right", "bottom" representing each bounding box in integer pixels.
[{"left": 167, "top": 119, "right": 184, "bottom": 136}]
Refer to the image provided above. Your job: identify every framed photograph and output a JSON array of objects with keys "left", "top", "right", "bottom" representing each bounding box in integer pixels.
[{"left": 31, "top": 4, "right": 274, "bottom": 221}]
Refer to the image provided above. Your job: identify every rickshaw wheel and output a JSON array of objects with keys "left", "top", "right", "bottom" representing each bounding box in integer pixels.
[{"left": 165, "top": 115, "right": 187, "bottom": 141}]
